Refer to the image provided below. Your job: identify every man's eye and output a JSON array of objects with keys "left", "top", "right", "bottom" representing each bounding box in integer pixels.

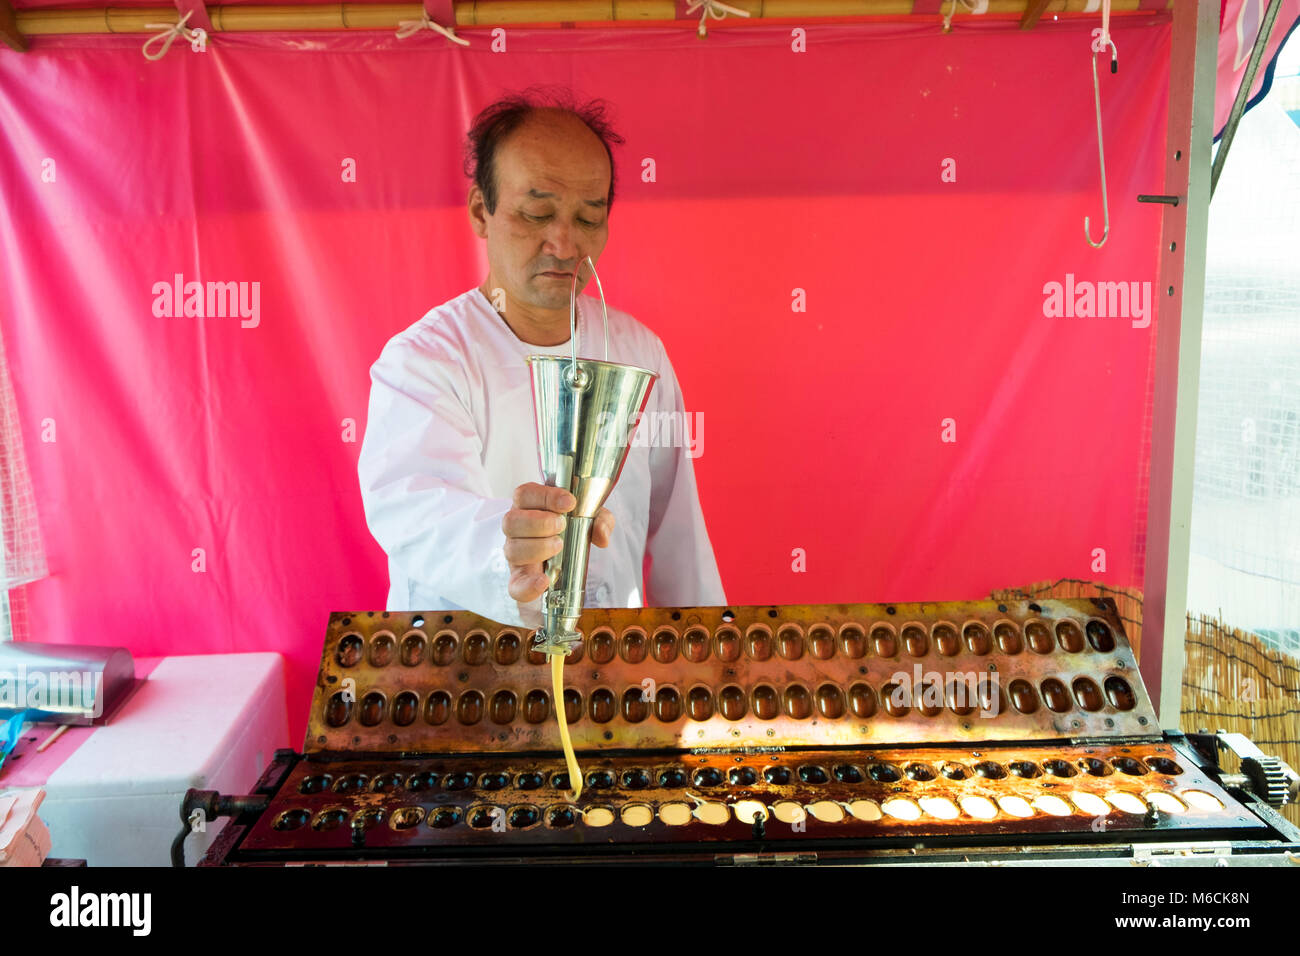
[
  {"left": 523, "top": 212, "right": 551, "bottom": 222},
  {"left": 579, "top": 219, "right": 603, "bottom": 228}
]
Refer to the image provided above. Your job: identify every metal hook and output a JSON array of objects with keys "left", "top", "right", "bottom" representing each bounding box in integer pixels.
[{"left": 1084, "top": 40, "right": 1117, "bottom": 249}]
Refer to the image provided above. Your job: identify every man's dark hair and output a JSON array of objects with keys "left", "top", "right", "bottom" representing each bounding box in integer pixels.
[{"left": 463, "top": 86, "right": 625, "bottom": 217}]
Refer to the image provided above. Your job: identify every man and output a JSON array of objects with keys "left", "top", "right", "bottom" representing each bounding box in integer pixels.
[{"left": 358, "top": 88, "right": 725, "bottom": 629}]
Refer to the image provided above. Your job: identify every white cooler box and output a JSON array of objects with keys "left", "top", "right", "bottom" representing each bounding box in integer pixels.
[{"left": 37, "top": 652, "right": 288, "bottom": 866}]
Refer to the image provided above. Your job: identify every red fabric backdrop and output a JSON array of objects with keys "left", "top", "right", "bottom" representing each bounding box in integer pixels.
[{"left": 0, "top": 16, "right": 1172, "bottom": 742}]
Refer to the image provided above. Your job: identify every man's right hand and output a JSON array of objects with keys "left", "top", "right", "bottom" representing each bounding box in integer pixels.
[{"left": 502, "top": 482, "right": 614, "bottom": 604}]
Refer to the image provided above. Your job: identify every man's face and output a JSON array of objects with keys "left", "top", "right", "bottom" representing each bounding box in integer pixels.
[{"left": 470, "top": 110, "right": 611, "bottom": 313}]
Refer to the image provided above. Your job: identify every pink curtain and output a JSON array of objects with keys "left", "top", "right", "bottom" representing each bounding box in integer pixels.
[{"left": 0, "top": 16, "right": 1172, "bottom": 741}]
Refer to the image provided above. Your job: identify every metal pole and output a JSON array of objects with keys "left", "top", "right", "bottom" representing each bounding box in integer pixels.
[
  {"left": 1211, "top": 0, "right": 1285, "bottom": 196},
  {"left": 1140, "top": 0, "right": 1217, "bottom": 728}
]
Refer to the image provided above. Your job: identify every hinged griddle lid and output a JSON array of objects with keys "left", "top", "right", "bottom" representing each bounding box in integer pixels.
[{"left": 304, "top": 599, "right": 1157, "bottom": 756}]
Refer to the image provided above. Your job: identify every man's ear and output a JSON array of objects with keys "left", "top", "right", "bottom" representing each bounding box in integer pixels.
[{"left": 467, "top": 186, "right": 488, "bottom": 239}]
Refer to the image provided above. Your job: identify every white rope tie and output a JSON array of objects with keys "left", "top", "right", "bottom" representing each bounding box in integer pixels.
[
  {"left": 142, "top": 10, "right": 205, "bottom": 61},
  {"left": 685, "top": 1, "right": 750, "bottom": 39},
  {"left": 395, "top": 10, "right": 470, "bottom": 45},
  {"left": 1099, "top": 0, "right": 1118, "bottom": 66},
  {"left": 942, "top": 0, "right": 987, "bottom": 33}
]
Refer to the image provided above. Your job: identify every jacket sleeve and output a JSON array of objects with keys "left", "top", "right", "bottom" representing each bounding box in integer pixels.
[
  {"left": 642, "top": 347, "right": 727, "bottom": 608},
  {"left": 357, "top": 332, "right": 539, "bottom": 628}
]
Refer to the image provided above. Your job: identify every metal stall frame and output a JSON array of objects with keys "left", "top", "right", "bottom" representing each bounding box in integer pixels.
[
  {"left": 1141, "top": 0, "right": 1216, "bottom": 727},
  {"left": 0, "top": 0, "right": 1229, "bottom": 729}
]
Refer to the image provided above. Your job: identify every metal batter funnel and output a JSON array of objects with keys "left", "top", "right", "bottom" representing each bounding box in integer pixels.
[{"left": 527, "top": 257, "right": 657, "bottom": 655}]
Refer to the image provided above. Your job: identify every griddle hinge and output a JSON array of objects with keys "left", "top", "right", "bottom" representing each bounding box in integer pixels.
[
  {"left": 717, "top": 852, "right": 818, "bottom": 867},
  {"left": 1131, "top": 843, "right": 1234, "bottom": 865},
  {"left": 1069, "top": 734, "right": 1166, "bottom": 747}
]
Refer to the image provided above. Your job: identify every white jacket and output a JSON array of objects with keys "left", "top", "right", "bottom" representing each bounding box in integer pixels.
[{"left": 358, "top": 288, "right": 726, "bottom": 628}]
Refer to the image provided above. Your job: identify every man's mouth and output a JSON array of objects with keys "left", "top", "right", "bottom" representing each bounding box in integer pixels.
[{"left": 540, "top": 271, "right": 572, "bottom": 279}]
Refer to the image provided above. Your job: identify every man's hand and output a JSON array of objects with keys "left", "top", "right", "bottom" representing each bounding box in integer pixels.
[{"left": 502, "top": 482, "right": 615, "bottom": 603}]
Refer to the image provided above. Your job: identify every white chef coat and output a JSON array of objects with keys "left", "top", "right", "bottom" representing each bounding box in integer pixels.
[{"left": 357, "top": 287, "right": 726, "bottom": 629}]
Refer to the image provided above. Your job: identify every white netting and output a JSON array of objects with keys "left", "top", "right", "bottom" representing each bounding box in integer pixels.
[
  {"left": 0, "top": 318, "right": 47, "bottom": 605},
  {"left": 1189, "top": 37, "right": 1300, "bottom": 656}
]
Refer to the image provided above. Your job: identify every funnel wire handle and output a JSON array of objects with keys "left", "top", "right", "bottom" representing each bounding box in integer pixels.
[{"left": 568, "top": 256, "right": 612, "bottom": 379}]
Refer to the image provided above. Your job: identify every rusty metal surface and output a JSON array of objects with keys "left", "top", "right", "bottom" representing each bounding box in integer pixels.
[
  {"left": 241, "top": 742, "right": 1262, "bottom": 853},
  {"left": 306, "top": 599, "right": 1156, "bottom": 755}
]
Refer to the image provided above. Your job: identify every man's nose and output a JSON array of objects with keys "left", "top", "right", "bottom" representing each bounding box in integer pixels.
[{"left": 541, "top": 218, "right": 582, "bottom": 264}]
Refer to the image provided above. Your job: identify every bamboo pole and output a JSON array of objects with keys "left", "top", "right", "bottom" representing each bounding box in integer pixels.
[
  {"left": 0, "top": 0, "right": 27, "bottom": 50},
  {"left": 12, "top": 0, "right": 1173, "bottom": 37}
]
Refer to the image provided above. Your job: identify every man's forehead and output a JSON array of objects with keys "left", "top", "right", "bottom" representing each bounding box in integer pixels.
[{"left": 496, "top": 121, "right": 609, "bottom": 203}]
